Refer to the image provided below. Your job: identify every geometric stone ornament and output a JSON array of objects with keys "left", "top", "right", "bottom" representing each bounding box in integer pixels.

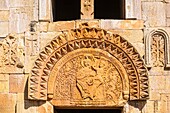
[
  {"left": 145, "top": 29, "right": 170, "bottom": 68},
  {"left": 0, "top": 34, "right": 24, "bottom": 73},
  {"left": 29, "top": 27, "right": 149, "bottom": 107}
]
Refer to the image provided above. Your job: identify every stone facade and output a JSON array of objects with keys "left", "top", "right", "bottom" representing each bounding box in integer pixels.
[{"left": 0, "top": 0, "right": 170, "bottom": 113}]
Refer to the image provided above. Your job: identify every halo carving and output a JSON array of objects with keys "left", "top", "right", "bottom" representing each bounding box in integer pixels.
[{"left": 29, "top": 28, "right": 149, "bottom": 104}]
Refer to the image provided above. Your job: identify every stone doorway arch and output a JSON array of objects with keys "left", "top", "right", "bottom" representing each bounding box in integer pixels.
[{"left": 28, "top": 27, "right": 149, "bottom": 108}]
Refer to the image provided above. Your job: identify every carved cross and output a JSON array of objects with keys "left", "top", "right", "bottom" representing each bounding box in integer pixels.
[{"left": 26, "top": 34, "right": 38, "bottom": 56}]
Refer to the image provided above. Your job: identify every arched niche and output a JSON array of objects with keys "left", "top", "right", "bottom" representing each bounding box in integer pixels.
[
  {"left": 28, "top": 28, "right": 149, "bottom": 107},
  {"left": 145, "top": 29, "right": 170, "bottom": 68}
]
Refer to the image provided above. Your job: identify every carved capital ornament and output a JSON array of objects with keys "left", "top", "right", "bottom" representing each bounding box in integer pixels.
[{"left": 29, "top": 28, "right": 149, "bottom": 107}]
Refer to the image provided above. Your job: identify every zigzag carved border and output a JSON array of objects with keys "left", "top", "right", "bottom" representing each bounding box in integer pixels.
[{"left": 29, "top": 28, "right": 149, "bottom": 100}]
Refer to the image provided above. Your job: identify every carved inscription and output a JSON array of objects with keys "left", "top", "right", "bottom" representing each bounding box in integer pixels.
[
  {"left": 54, "top": 54, "right": 122, "bottom": 105},
  {"left": 151, "top": 34, "right": 164, "bottom": 67}
]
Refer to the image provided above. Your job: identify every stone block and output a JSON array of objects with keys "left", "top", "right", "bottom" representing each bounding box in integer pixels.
[
  {"left": 9, "top": 7, "right": 34, "bottom": 33},
  {"left": 142, "top": 2, "right": 166, "bottom": 27},
  {"left": 37, "top": 22, "right": 49, "bottom": 32},
  {"left": 166, "top": 3, "right": 170, "bottom": 18},
  {"left": 39, "top": 0, "right": 52, "bottom": 21},
  {"left": 37, "top": 101, "right": 53, "bottom": 113},
  {"left": 159, "top": 94, "right": 170, "bottom": 113},
  {"left": 149, "top": 76, "right": 166, "bottom": 90},
  {"left": 25, "top": 32, "right": 40, "bottom": 73},
  {"left": 109, "top": 30, "right": 144, "bottom": 43},
  {"left": 142, "top": 100, "right": 155, "bottom": 113},
  {"left": 109, "top": 29, "right": 144, "bottom": 56},
  {"left": 76, "top": 20, "right": 100, "bottom": 28},
  {"left": 40, "top": 32, "right": 62, "bottom": 50},
  {"left": 101, "top": 20, "right": 144, "bottom": 30},
  {"left": 166, "top": 18, "right": 170, "bottom": 26},
  {"left": 10, "top": 0, "right": 33, "bottom": 7},
  {"left": 48, "top": 21, "right": 75, "bottom": 31},
  {"left": 150, "top": 89, "right": 161, "bottom": 100},
  {"left": 165, "top": 76, "right": 170, "bottom": 92},
  {"left": 0, "top": 22, "right": 9, "bottom": 37},
  {"left": 0, "top": 74, "right": 9, "bottom": 92},
  {"left": 9, "top": 74, "right": 26, "bottom": 93},
  {"left": 0, "top": 0, "right": 9, "bottom": 10},
  {"left": 0, "top": 93, "right": 16, "bottom": 113},
  {"left": 0, "top": 10, "right": 9, "bottom": 21}
]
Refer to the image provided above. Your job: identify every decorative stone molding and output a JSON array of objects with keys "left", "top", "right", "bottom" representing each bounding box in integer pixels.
[
  {"left": 28, "top": 28, "right": 149, "bottom": 106},
  {"left": 145, "top": 29, "right": 170, "bottom": 68}
]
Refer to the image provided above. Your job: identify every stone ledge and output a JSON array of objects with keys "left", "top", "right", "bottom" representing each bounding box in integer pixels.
[
  {"left": 48, "top": 21, "right": 75, "bottom": 31},
  {"left": 100, "top": 20, "right": 144, "bottom": 30}
]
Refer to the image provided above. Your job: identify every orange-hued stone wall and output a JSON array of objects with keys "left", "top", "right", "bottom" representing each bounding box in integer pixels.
[{"left": 0, "top": 0, "right": 170, "bottom": 113}]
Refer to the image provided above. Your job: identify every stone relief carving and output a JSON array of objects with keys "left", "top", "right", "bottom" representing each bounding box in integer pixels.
[
  {"left": 29, "top": 28, "right": 149, "bottom": 104},
  {"left": 151, "top": 34, "right": 164, "bottom": 67},
  {"left": 145, "top": 29, "right": 170, "bottom": 68},
  {"left": 0, "top": 34, "right": 24, "bottom": 72},
  {"left": 81, "top": 0, "right": 94, "bottom": 19},
  {"left": 53, "top": 54, "right": 122, "bottom": 106}
]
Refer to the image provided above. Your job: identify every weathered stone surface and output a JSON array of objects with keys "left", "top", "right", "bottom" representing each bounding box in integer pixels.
[
  {"left": 9, "top": 74, "right": 26, "bottom": 93},
  {"left": 40, "top": 32, "right": 61, "bottom": 50},
  {"left": 166, "top": 3, "right": 170, "bottom": 18},
  {"left": 0, "top": 74, "right": 9, "bottom": 92},
  {"left": 101, "top": 20, "right": 144, "bottom": 29},
  {"left": 76, "top": 20, "right": 100, "bottom": 28},
  {"left": 0, "top": 22, "right": 9, "bottom": 37},
  {"left": 149, "top": 76, "right": 166, "bottom": 90},
  {"left": 81, "top": 0, "right": 94, "bottom": 19},
  {"left": 0, "top": 34, "right": 24, "bottom": 73},
  {"left": 39, "top": 0, "right": 52, "bottom": 21},
  {"left": 9, "top": 7, "right": 34, "bottom": 33},
  {"left": 159, "top": 94, "right": 170, "bottom": 113},
  {"left": 37, "top": 102, "right": 53, "bottom": 113},
  {"left": 0, "top": 10, "right": 9, "bottom": 21},
  {"left": 38, "top": 22, "right": 49, "bottom": 32},
  {"left": 25, "top": 32, "right": 40, "bottom": 73},
  {"left": 48, "top": 21, "right": 75, "bottom": 31},
  {"left": 9, "top": 0, "right": 33, "bottom": 7},
  {"left": 166, "top": 18, "right": 170, "bottom": 26},
  {"left": 0, "top": 93, "right": 16, "bottom": 113},
  {"left": 142, "top": 2, "right": 166, "bottom": 27},
  {"left": 0, "top": 0, "right": 9, "bottom": 10}
]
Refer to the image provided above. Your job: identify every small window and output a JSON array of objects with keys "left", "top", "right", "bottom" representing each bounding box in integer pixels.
[
  {"left": 52, "top": 0, "right": 80, "bottom": 21},
  {"left": 94, "top": 0, "right": 125, "bottom": 19}
]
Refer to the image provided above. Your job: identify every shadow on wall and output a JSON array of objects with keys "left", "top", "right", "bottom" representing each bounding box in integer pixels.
[
  {"left": 128, "top": 100, "right": 147, "bottom": 111},
  {"left": 24, "top": 78, "right": 45, "bottom": 109}
]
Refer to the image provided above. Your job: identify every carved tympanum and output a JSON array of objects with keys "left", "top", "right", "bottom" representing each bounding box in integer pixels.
[
  {"left": 53, "top": 53, "right": 123, "bottom": 106},
  {"left": 29, "top": 28, "right": 149, "bottom": 106}
]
